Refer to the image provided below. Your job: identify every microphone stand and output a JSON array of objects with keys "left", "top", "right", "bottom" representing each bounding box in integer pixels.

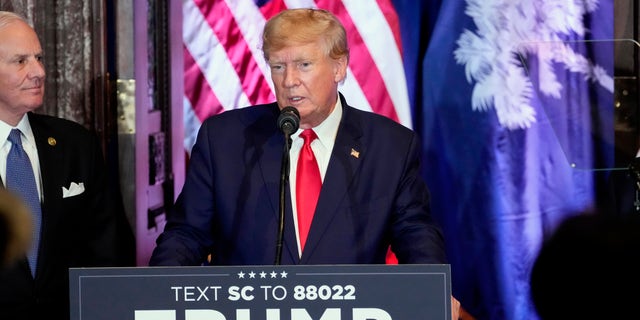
[
  {"left": 275, "top": 133, "right": 293, "bottom": 265},
  {"left": 274, "top": 106, "right": 299, "bottom": 265}
]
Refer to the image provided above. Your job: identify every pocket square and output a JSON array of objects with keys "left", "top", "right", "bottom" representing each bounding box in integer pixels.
[{"left": 62, "top": 182, "right": 85, "bottom": 198}]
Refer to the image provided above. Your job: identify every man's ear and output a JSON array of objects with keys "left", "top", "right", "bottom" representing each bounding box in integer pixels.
[{"left": 334, "top": 56, "right": 348, "bottom": 83}]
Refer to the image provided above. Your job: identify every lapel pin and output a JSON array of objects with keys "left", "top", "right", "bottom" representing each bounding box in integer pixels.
[
  {"left": 48, "top": 137, "right": 56, "bottom": 146},
  {"left": 350, "top": 148, "right": 360, "bottom": 159}
]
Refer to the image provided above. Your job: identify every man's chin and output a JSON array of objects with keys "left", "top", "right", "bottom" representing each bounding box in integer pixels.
[
  {"left": 22, "top": 103, "right": 43, "bottom": 114},
  {"left": 27, "top": 99, "right": 44, "bottom": 109}
]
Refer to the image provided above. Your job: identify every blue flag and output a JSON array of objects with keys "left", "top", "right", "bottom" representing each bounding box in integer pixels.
[{"left": 409, "top": 0, "right": 614, "bottom": 319}]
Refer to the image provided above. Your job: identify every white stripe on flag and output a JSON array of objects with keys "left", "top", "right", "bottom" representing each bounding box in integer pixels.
[{"left": 183, "top": 96, "right": 200, "bottom": 154}]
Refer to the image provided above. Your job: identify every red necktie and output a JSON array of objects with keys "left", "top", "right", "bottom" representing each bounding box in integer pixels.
[{"left": 296, "top": 129, "right": 321, "bottom": 251}]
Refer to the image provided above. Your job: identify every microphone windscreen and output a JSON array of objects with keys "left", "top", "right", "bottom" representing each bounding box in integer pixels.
[{"left": 278, "top": 106, "right": 300, "bottom": 135}]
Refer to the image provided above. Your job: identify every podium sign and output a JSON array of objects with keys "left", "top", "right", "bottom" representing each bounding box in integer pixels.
[{"left": 70, "top": 264, "right": 451, "bottom": 320}]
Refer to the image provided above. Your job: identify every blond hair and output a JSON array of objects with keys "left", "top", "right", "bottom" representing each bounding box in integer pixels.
[{"left": 262, "top": 8, "right": 349, "bottom": 63}]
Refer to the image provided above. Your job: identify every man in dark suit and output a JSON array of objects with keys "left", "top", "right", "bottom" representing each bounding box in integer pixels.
[
  {"left": 151, "top": 6, "right": 446, "bottom": 268},
  {"left": 0, "top": 11, "right": 132, "bottom": 319},
  {"left": 150, "top": 93, "right": 447, "bottom": 265}
]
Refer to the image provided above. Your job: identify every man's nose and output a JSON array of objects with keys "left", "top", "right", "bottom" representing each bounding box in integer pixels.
[
  {"left": 28, "top": 59, "right": 46, "bottom": 79},
  {"left": 283, "top": 68, "right": 300, "bottom": 87}
]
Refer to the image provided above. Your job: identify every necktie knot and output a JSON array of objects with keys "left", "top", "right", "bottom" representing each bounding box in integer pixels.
[
  {"left": 300, "top": 129, "right": 317, "bottom": 145},
  {"left": 8, "top": 129, "right": 23, "bottom": 150}
]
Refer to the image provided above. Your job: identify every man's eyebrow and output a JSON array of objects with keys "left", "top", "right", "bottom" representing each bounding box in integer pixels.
[
  {"left": 12, "top": 52, "right": 43, "bottom": 59},
  {"left": 7, "top": 53, "right": 27, "bottom": 60}
]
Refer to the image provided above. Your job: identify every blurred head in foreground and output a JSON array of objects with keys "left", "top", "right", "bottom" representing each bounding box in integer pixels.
[
  {"left": 0, "top": 188, "right": 32, "bottom": 268},
  {"left": 530, "top": 210, "right": 640, "bottom": 319}
]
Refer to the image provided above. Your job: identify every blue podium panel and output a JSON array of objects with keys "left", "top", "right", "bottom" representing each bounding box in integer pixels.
[{"left": 70, "top": 264, "right": 451, "bottom": 320}]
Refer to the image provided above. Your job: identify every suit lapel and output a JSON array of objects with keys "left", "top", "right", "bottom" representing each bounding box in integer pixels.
[
  {"left": 28, "top": 114, "right": 64, "bottom": 272},
  {"left": 301, "top": 104, "right": 364, "bottom": 262},
  {"left": 29, "top": 114, "right": 62, "bottom": 208}
]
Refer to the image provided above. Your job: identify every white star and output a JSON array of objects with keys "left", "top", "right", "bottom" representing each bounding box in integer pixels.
[
  {"left": 249, "top": 271, "right": 256, "bottom": 278},
  {"left": 270, "top": 271, "right": 278, "bottom": 278},
  {"left": 280, "top": 271, "right": 288, "bottom": 278},
  {"left": 238, "top": 271, "right": 245, "bottom": 279},
  {"left": 260, "top": 271, "right": 267, "bottom": 278}
]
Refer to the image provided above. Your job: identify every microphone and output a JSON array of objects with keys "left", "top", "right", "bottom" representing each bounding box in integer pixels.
[
  {"left": 275, "top": 106, "right": 299, "bottom": 265},
  {"left": 278, "top": 106, "right": 300, "bottom": 135}
]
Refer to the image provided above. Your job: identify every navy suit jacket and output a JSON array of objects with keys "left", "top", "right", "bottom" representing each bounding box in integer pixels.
[
  {"left": 0, "top": 112, "right": 131, "bottom": 319},
  {"left": 150, "top": 94, "right": 446, "bottom": 266}
]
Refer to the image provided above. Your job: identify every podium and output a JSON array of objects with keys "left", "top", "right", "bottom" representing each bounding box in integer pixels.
[{"left": 69, "top": 264, "right": 451, "bottom": 320}]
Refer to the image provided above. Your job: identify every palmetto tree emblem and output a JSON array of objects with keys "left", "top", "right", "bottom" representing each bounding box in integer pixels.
[{"left": 454, "top": 0, "right": 613, "bottom": 130}]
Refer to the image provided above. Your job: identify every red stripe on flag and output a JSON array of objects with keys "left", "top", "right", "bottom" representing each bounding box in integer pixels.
[
  {"left": 259, "top": 0, "right": 288, "bottom": 19},
  {"left": 316, "top": 0, "right": 400, "bottom": 123},
  {"left": 184, "top": 46, "right": 224, "bottom": 122},
  {"left": 194, "top": 0, "right": 273, "bottom": 105}
]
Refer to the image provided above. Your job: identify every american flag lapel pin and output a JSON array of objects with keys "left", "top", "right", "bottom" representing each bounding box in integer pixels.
[{"left": 350, "top": 148, "right": 360, "bottom": 159}]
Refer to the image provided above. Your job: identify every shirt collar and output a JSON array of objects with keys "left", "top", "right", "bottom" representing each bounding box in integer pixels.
[
  {"left": 1, "top": 114, "right": 35, "bottom": 146},
  {"left": 293, "top": 97, "right": 342, "bottom": 148}
]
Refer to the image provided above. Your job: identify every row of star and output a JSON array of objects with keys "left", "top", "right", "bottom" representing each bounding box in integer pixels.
[{"left": 237, "top": 270, "right": 288, "bottom": 279}]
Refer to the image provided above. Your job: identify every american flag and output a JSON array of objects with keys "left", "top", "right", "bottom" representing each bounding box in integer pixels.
[{"left": 182, "top": 0, "right": 413, "bottom": 155}]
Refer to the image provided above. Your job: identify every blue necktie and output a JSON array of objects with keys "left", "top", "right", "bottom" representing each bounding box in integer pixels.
[{"left": 6, "top": 129, "right": 41, "bottom": 276}]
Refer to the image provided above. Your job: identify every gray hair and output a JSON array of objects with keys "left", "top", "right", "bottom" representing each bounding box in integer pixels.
[{"left": 0, "top": 11, "right": 28, "bottom": 30}]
